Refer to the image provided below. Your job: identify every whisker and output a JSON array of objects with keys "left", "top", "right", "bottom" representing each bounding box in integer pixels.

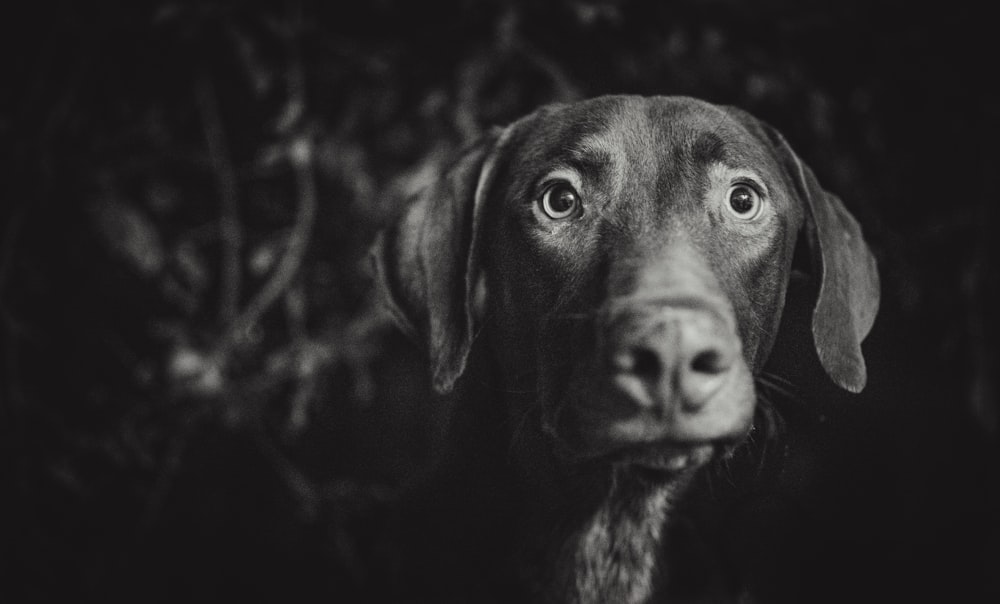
[
  {"left": 756, "top": 380, "right": 795, "bottom": 403},
  {"left": 752, "top": 392, "right": 785, "bottom": 476},
  {"left": 756, "top": 372, "right": 801, "bottom": 404},
  {"left": 759, "top": 371, "right": 798, "bottom": 390}
]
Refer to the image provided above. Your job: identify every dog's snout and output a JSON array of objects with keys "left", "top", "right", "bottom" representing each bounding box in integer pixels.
[
  {"left": 597, "top": 300, "right": 754, "bottom": 446},
  {"left": 611, "top": 310, "right": 737, "bottom": 412}
]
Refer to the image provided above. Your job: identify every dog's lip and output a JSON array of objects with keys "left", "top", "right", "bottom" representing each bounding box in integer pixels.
[{"left": 610, "top": 442, "right": 716, "bottom": 475}]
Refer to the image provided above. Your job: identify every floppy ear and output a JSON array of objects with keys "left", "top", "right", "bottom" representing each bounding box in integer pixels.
[
  {"left": 726, "top": 106, "right": 880, "bottom": 392},
  {"left": 370, "top": 128, "right": 507, "bottom": 393},
  {"left": 767, "top": 129, "right": 880, "bottom": 393}
]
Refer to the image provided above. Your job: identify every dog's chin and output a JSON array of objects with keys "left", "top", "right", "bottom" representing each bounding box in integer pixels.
[
  {"left": 609, "top": 442, "right": 716, "bottom": 486},
  {"left": 551, "top": 410, "right": 735, "bottom": 468},
  {"left": 554, "top": 427, "right": 722, "bottom": 488}
]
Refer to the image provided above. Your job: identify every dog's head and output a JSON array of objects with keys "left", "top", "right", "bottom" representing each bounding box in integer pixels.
[{"left": 373, "top": 95, "right": 879, "bottom": 476}]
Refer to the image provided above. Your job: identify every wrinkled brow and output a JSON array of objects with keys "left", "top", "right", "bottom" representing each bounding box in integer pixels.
[
  {"left": 689, "top": 128, "right": 770, "bottom": 171},
  {"left": 560, "top": 137, "right": 623, "bottom": 192},
  {"left": 531, "top": 140, "right": 618, "bottom": 193},
  {"left": 566, "top": 138, "right": 615, "bottom": 169}
]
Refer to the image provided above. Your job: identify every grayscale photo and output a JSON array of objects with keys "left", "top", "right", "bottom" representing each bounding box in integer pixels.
[{"left": 3, "top": 1, "right": 996, "bottom": 602}]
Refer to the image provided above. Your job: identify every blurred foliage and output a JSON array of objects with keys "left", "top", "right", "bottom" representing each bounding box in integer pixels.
[{"left": 1, "top": 0, "right": 996, "bottom": 601}]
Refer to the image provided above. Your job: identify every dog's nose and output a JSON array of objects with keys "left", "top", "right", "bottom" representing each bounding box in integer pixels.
[{"left": 610, "top": 309, "right": 737, "bottom": 412}]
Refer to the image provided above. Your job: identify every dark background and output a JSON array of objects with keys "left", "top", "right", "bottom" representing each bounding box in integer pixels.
[{"left": 2, "top": 1, "right": 997, "bottom": 602}]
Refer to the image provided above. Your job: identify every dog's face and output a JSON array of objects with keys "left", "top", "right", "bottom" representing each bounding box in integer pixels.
[
  {"left": 374, "top": 95, "right": 879, "bottom": 478},
  {"left": 483, "top": 97, "right": 802, "bottom": 465}
]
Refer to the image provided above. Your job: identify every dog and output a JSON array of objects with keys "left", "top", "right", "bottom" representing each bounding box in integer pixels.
[{"left": 370, "top": 95, "right": 879, "bottom": 603}]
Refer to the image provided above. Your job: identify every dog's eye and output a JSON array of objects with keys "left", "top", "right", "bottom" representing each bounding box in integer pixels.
[
  {"left": 540, "top": 183, "right": 581, "bottom": 220},
  {"left": 726, "top": 184, "right": 763, "bottom": 220}
]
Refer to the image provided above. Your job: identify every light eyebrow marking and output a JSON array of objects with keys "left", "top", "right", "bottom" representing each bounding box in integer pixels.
[
  {"left": 574, "top": 105, "right": 657, "bottom": 199},
  {"left": 707, "top": 163, "right": 770, "bottom": 197},
  {"left": 538, "top": 167, "right": 583, "bottom": 192},
  {"left": 572, "top": 134, "right": 626, "bottom": 196}
]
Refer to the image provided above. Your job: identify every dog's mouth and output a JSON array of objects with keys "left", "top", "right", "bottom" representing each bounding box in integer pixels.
[{"left": 608, "top": 442, "right": 717, "bottom": 483}]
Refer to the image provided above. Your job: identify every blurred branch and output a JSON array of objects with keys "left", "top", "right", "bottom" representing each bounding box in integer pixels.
[
  {"left": 285, "top": 373, "right": 318, "bottom": 437},
  {"left": 196, "top": 74, "right": 244, "bottom": 324},
  {"left": 136, "top": 413, "right": 199, "bottom": 536},
  {"left": 214, "top": 6, "right": 316, "bottom": 356},
  {"left": 123, "top": 407, "right": 210, "bottom": 582},
  {"left": 252, "top": 426, "right": 319, "bottom": 519},
  {"left": 218, "top": 136, "right": 317, "bottom": 352}
]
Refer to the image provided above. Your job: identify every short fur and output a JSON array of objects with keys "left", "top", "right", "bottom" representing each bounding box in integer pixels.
[{"left": 372, "top": 95, "right": 879, "bottom": 603}]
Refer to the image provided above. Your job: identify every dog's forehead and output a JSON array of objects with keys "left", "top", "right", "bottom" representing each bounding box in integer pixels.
[{"left": 515, "top": 96, "right": 768, "bottom": 165}]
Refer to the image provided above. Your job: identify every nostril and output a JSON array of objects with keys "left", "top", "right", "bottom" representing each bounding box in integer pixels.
[
  {"left": 680, "top": 347, "right": 734, "bottom": 411},
  {"left": 613, "top": 346, "right": 661, "bottom": 379},
  {"left": 631, "top": 347, "right": 661, "bottom": 378},
  {"left": 690, "top": 349, "right": 727, "bottom": 375}
]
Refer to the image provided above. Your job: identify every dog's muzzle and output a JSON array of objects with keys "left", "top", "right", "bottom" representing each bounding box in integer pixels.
[
  {"left": 566, "top": 295, "right": 756, "bottom": 460},
  {"left": 607, "top": 298, "right": 754, "bottom": 442}
]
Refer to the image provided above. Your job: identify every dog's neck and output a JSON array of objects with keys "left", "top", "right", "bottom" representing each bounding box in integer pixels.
[
  {"left": 541, "top": 473, "right": 687, "bottom": 604},
  {"left": 503, "top": 405, "right": 690, "bottom": 604},
  {"left": 427, "top": 358, "right": 688, "bottom": 604}
]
